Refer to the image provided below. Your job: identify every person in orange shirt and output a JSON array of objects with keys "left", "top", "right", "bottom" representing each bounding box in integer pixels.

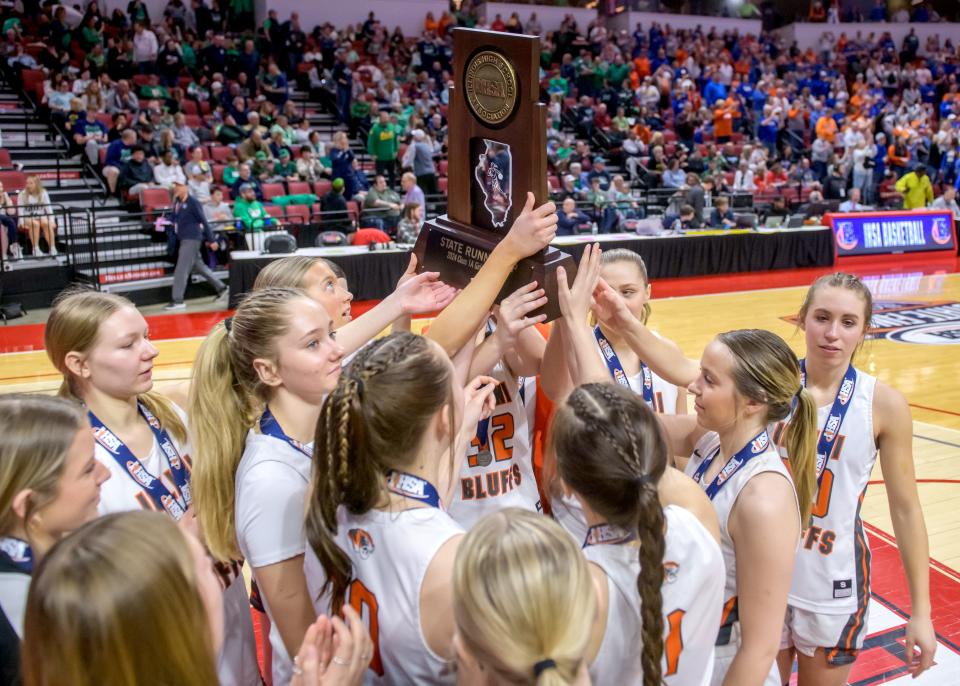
[
  {"left": 633, "top": 55, "right": 651, "bottom": 79},
  {"left": 424, "top": 11, "right": 437, "bottom": 34},
  {"left": 815, "top": 113, "right": 838, "bottom": 144},
  {"left": 714, "top": 99, "right": 735, "bottom": 143}
]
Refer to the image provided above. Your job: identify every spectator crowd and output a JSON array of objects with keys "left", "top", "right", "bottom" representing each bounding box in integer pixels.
[{"left": 0, "top": 0, "right": 959, "bottom": 264}]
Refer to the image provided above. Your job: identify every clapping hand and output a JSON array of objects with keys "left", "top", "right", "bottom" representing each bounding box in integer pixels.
[{"left": 291, "top": 605, "right": 373, "bottom": 686}]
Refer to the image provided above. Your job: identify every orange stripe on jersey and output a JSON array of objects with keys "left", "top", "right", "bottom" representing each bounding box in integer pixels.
[{"left": 532, "top": 322, "right": 556, "bottom": 515}]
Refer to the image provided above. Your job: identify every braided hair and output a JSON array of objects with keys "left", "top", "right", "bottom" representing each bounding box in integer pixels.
[
  {"left": 305, "top": 332, "right": 454, "bottom": 611},
  {"left": 552, "top": 383, "right": 667, "bottom": 686}
]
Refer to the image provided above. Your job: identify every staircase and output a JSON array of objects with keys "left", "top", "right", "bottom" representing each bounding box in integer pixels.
[{"left": 0, "top": 68, "right": 352, "bottom": 304}]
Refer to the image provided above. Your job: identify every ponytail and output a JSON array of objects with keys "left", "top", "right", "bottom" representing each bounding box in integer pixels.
[
  {"left": 786, "top": 387, "right": 818, "bottom": 525},
  {"left": 635, "top": 483, "right": 665, "bottom": 686},
  {"left": 189, "top": 287, "right": 311, "bottom": 563},
  {"left": 189, "top": 323, "right": 252, "bottom": 563},
  {"left": 552, "top": 383, "right": 669, "bottom": 685},
  {"left": 306, "top": 332, "right": 453, "bottom": 611}
]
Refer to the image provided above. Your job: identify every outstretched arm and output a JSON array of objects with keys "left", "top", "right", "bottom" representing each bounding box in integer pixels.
[
  {"left": 593, "top": 279, "right": 699, "bottom": 387},
  {"left": 427, "top": 193, "right": 558, "bottom": 356}
]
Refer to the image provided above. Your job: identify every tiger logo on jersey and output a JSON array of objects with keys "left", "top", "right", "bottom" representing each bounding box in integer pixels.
[
  {"left": 348, "top": 528, "right": 375, "bottom": 559},
  {"left": 663, "top": 561, "right": 680, "bottom": 584}
]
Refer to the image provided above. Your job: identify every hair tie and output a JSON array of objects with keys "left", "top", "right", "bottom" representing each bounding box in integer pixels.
[
  {"left": 790, "top": 386, "right": 802, "bottom": 412},
  {"left": 637, "top": 474, "right": 656, "bottom": 490},
  {"left": 223, "top": 316, "right": 233, "bottom": 333},
  {"left": 533, "top": 659, "right": 557, "bottom": 677}
]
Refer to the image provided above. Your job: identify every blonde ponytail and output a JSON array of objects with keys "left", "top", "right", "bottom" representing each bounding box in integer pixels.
[
  {"left": 786, "top": 386, "right": 818, "bottom": 525},
  {"left": 189, "top": 323, "right": 252, "bottom": 562},
  {"left": 453, "top": 510, "right": 594, "bottom": 685},
  {"left": 189, "top": 287, "right": 312, "bottom": 563}
]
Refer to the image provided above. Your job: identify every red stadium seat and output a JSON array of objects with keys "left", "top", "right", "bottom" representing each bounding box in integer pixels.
[
  {"left": 286, "top": 181, "right": 311, "bottom": 196},
  {"left": 264, "top": 204, "right": 284, "bottom": 219},
  {"left": 184, "top": 114, "right": 202, "bottom": 129},
  {"left": 0, "top": 149, "right": 11, "bottom": 168},
  {"left": 437, "top": 159, "right": 448, "bottom": 176},
  {"left": 284, "top": 205, "right": 310, "bottom": 224},
  {"left": 438, "top": 177, "right": 448, "bottom": 193},
  {"left": 140, "top": 188, "right": 171, "bottom": 219},
  {"left": 211, "top": 164, "right": 225, "bottom": 184},
  {"left": 210, "top": 146, "right": 232, "bottom": 163},
  {"left": 261, "top": 183, "right": 285, "bottom": 201},
  {"left": 314, "top": 180, "right": 332, "bottom": 197},
  {"left": 181, "top": 100, "right": 198, "bottom": 115},
  {"left": 0, "top": 171, "right": 27, "bottom": 192}
]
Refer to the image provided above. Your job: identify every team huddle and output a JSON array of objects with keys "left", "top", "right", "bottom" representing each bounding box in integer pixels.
[{"left": 0, "top": 194, "right": 938, "bottom": 686}]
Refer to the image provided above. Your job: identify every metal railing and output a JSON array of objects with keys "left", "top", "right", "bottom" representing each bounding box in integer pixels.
[{"left": 0, "top": 202, "right": 98, "bottom": 284}]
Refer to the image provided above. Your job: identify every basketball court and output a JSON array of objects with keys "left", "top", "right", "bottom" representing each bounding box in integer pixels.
[{"left": 2, "top": 257, "right": 959, "bottom": 684}]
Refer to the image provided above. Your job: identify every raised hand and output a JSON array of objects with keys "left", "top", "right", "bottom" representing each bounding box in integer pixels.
[
  {"left": 492, "top": 281, "right": 548, "bottom": 349},
  {"left": 499, "top": 192, "right": 558, "bottom": 261},
  {"left": 557, "top": 243, "right": 601, "bottom": 324},
  {"left": 389, "top": 269, "right": 458, "bottom": 316},
  {"left": 591, "top": 278, "right": 637, "bottom": 330}
]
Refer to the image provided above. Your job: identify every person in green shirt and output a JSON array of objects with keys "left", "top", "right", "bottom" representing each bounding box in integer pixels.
[
  {"left": 367, "top": 110, "right": 399, "bottom": 187},
  {"left": 269, "top": 148, "right": 298, "bottom": 182},
  {"left": 269, "top": 116, "right": 296, "bottom": 146},
  {"left": 233, "top": 183, "right": 271, "bottom": 231},
  {"left": 363, "top": 174, "right": 402, "bottom": 231},
  {"left": 895, "top": 165, "right": 934, "bottom": 210},
  {"left": 607, "top": 54, "right": 630, "bottom": 87},
  {"left": 252, "top": 150, "right": 273, "bottom": 180},
  {"left": 350, "top": 94, "right": 371, "bottom": 139},
  {"left": 548, "top": 72, "right": 569, "bottom": 97},
  {"left": 222, "top": 154, "right": 241, "bottom": 187}
]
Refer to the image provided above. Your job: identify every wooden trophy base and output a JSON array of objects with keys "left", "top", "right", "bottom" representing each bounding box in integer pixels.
[{"left": 413, "top": 215, "right": 576, "bottom": 322}]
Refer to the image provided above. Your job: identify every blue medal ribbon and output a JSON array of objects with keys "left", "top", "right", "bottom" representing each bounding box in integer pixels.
[
  {"left": 690, "top": 430, "right": 772, "bottom": 500},
  {"left": 800, "top": 359, "right": 857, "bottom": 487},
  {"left": 583, "top": 523, "right": 636, "bottom": 548},
  {"left": 594, "top": 326, "right": 654, "bottom": 406},
  {"left": 385, "top": 470, "right": 443, "bottom": 509},
  {"left": 0, "top": 537, "right": 33, "bottom": 574},
  {"left": 259, "top": 407, "right": 313, "bottom": 457},
  {"left": 88, "top": 403, "right": 191, "bottom": 521}
]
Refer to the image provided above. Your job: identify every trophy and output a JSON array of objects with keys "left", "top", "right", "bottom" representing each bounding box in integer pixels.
[{"left": 413, "top": 28, "right": 575, "bottom": 320}]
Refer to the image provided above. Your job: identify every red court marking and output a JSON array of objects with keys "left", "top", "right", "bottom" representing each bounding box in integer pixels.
[{"left": 867, "top": 479, "right": 960, "bottom": 486}]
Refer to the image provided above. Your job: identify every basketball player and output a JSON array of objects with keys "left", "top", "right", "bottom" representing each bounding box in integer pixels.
[
  {"left": 44, "top": 289, "right": 260, "bottom": 685},
  {"left": 544, "top": 248, "right": 686, "bottom": 414},
  {"left": 449, "top": 281, "right": 549, "bottom": 528},
  {"left": 253, "top": 253, "right": 457, "bottom": 354},
  {"left": 551, "top": 255, "right": 725, "bottom": 685},
  {"left": 452, "top": 510, "right": 596, "bottom": 686},
  {"left": 589, "top": 272, "right": 937, "bottom": 682},
  {"left": 304, "top": 332, "right": 497, "bottom": 684},
  {"left": 773, "top": 273, "right": 936, "bottom": 683},
  {"left": 0, "top": 395, "right": 110, "bottom": 683},
  {"left": 189, "top": 287, "right": 344, "bottom": 686},
  {"left": 585, "top": 301, "right": 819, "bottom": 684},
  {"left": 545, "top": 247, "right": 687, "bottom": 542}
]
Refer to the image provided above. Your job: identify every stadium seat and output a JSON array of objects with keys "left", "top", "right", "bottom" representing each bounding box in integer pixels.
[
  {"left": 261, "top": 183, "right": 286, "bottom": 201},
  {"left": 210, "top": 146, "right": 232, "bottom": 163},
  {"left": 286, "top": 181, "right": 311, "bottom": 196},
  {"left": 284, "top": 205, "right": 310, "bottom": 225},
  {"left": 264, "top": 204, "right": 284, "bottom": 219},
  {"left": 0, "top": 150, "right": 12, "bottom": 168},
  {"left": 314, "top": 180, "right": 332, "bottom": 197},
  {"left": 438, "top": 177, "right": 448, "bottom": 193},
  {"left": 181, "top": 100, "right": 198, "bottom": 116},
  {"left": 0, "top": 171, "right": 27, "bottom": 192},
  {"left": 140, "top": 188, "right": 171, "bottom": 220}
]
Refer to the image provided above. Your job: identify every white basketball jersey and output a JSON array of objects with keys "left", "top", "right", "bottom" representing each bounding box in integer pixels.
[
  {"left": 593, "top": 332, "right": 679, "bottom": 414},
  {"left": 448, "top": 363, "right": 541, "bottom": 529},
  {"left": 585, "top": 505, "right": 724, "bottom": 686},
  {"left": 92, "top": 403, "right": 260, "bottom": 686},
  {"left": 552, "top": 354, "right": 679, "bottom": 545},
  {"left": 326, "top": 506, "right": 464, "bottom": 685},
  {"left": 685, "top": 432, "right": 797, "bottom": 686},
  {"left": 770, "top": 370, "right": 878, "bottom": 615}
]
